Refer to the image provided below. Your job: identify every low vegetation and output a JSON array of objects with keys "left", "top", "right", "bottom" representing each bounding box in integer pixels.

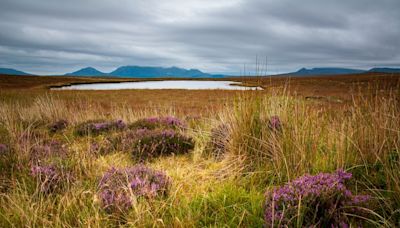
[{"left": 0, "top": 77, "right": 399, "bottom": 227}]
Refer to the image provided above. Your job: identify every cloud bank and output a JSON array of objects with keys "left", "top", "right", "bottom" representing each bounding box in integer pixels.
[{"left": 0, "top": 0, "right": 399, "bottom": 75}]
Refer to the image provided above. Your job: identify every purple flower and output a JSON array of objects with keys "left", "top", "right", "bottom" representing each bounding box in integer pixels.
[
  {"left": 75, "top": 119, "right": 126, "bottom": 136},
  {"left": 30, "top": 164, "right": 72, "bottom": 193},
  {"left": 264, "top": 170, "right": 371, "bottom": 227},
  {"left": 129, "top": 116, "right": 186, "bottom": 130},
  {"left": 0, "top": 143, "right": 8, "bottom": 154},
  {"left": 30, "top": 140, "right": 68, "bottom": 164},
  {"left": 131, "top": 129, "right": 194, "bottom": 161},
  {"left": 98, "top": 165, "right": 171, "bottom": 213},
  {"left": 268, "top": 116, "right": 282, "bottom": 131}
]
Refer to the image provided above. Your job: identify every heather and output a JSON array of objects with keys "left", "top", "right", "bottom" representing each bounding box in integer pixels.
[
  {"left": 130, "top": 129, "right": 194, "bottom": 161},
  {"left": 264, "top": 170, "right": 371, "bottom": 227},
  {"left": 0, "top": 81, "right": 399, "bottom": 227},
  {"left": 98, "top": 165, "right": 170, "bottom": 213},
  {"left": 49, "top": 119, "right": 68, "bottom": 133},
  {"left": 206, "top": 123, "right": 230, "bottom": 159},
  {"left": 30, "top": 164, "right": 74, "bottom": 193},
  {"left": 75, "top": 119, "right": 126, "bottom": 136},
  {"left": 29, "top": 139, "right": 68, "bottom": 164},
  {"left": 128, "top": 116, "right": 186, "bottom": 130}
]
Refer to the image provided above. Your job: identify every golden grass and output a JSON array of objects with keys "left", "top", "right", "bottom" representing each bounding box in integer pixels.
[{"left": 0, "top": 74, "right": 399, "bottom": 227}]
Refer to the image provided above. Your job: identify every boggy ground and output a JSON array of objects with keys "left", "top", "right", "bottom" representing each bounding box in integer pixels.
[{"left": 0, "top": 73, "right": 399, "bottom": 227}]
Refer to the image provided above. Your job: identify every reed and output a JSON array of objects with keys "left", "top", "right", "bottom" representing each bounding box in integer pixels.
[{"left": 0, "top": 82, "right": 399, "bottom": 227}]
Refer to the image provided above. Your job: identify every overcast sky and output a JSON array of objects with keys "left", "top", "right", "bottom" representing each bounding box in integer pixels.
[{"left": 0, "top": 0, "right": 399, "bottom": 75}]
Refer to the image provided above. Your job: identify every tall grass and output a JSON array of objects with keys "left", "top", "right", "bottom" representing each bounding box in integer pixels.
[{"left": 0, "top": 84, "right": 399, "bottom": 226}]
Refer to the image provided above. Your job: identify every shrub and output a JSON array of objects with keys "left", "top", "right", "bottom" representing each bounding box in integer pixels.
[
  {"left": 0, "top": 143, "right": 8, "bottom": 155},
  {"left": 207, "top": 123, "right": 230, "bottom": 159},
  {"left": 89, "top": 138, "right": 114, "bottom": 155},
  {"left": 98, "top": 165, "right": 171, "bottom": 213},
  {"left": 30, "top": 164, "right": 73, "bottom": 193},
  {"left": 106, "top": 129, "right": 143, "bottom": 152},
  {"left": 75, "top": 119, "right": 126, "bottom": 136},
  {"left": 0, "top": 143, "right": 17, "bottom": 192},
  {"left": 30, "top": 140, "right": 68, "bottom": 165},
  {"left": 264, "top": 170, "right": 371, "bottom": 227},
  {"left": 129, "top": 116, "right": 186, "bottom": 130},
  {"left": 49, "top": 119, "right": 68, "bottom": 133},
  {"left": 130, "top": 129, "right": 194, "bottom": 161}
]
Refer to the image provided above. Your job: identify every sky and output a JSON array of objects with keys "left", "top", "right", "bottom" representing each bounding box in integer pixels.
[{"left": 0, "top": 0, "right": 399, "bottom": 75}]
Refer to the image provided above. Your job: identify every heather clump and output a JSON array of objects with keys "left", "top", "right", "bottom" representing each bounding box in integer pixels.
[
  {"left": 108, "top": 129, "right": 147, "bottom": 152},
  {"left": 49, "top": 119, "right": 68, "bottom": 133},
  {"left": 98, "top": 165, "right": 171, "bottom": 213},
  {"left": 0, "top": 143, "right": 14, "bottom": 178},
  {"left": 28, "top": 140, "right": 73, "bottom": 193},
  {"left": 89, "top": 138, "right": 114, "bottom": 155},
  {"left": 0, "top": 143, "right": 8, "bottom": 155},
  {"left": 207, "top": 123, "right": 230, "bottom": 159},
  {"left": 75, "top": 119, "right": 126, "bottom": 136},
  {"left": 29, "top": 140, "right": 68, "bottom": 165},
  {"left": 129, "top": 116, "right": 186, "bottom": 130},
  {"left": 130, "top": 129, "right": 194, "bottom": 161},
  {"left": 264, "top": 170, "right": 371, "bottom": 227},
  {"left": 30, "top": 164, "right": 73, "bottom": 193}
]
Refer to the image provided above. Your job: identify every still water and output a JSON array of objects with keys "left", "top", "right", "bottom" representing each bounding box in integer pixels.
[{"left": 52, "top": 80, "right": 262, "bottom": 90}]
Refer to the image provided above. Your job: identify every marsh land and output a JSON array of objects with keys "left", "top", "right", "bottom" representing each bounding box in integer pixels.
[{"left": 0, "top": 73, "right": 399, "bottom": 227}]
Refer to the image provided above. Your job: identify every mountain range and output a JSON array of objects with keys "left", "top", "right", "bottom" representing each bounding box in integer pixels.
[
  {"left": 1, "top": 66, "right": 400, "bottom": 77},
  {"left": 65, "top": 66, "right": 225, "bottom": 78},
  {"left": 0, "top": 68, "right": 32, "bottom": 75},
  {"left": 290, "top": 67, "right": 365, "bottom": 76}
]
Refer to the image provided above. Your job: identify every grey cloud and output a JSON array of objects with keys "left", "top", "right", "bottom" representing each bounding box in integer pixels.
[{"left": 0, "top": 0, "right": 399, "bottom": 75}]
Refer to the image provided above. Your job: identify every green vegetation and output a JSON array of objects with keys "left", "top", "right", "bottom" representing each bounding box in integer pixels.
[{"left": 0, "top": 83, "right": 399, "bottom": 227}]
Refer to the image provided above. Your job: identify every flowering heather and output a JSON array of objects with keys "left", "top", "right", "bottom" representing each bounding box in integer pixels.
[
  {"left": 109, "top": 129, "right": 147, "bottom": 152},
  {"left": 267, "top": 116, "right": 282, "bottom": 132},
  {"left": 264, "top": 170, "right": 371, "bottom": 227},
  {"left": 75, "top": 119, "right": 126, "bottom": 136},
  {"left": 0, "top": 143, "right": 8, "bottom": 155},
  {"left": 131, "top": 129, "right": 194, "bottom": 161},
  {"left": 49, "top": 119, "right": 68, "bottom": 133},
  {"left": 129, "top": 116, "right": 186, "bottom": 130},
  {"left": 89, "top": 138, "right": 114, "bottom": 155},
  {"left": 30, "top": 164, "right": 72, "bottom": 193},
  {"left": 98, "top": 165, "right": 170, "bottom": 213},
  {"left": 208, "top": 123, "right": 230, "bottom": 159},
  {"left": 30, "top": 140, "right": 68, "bottom": 165}
]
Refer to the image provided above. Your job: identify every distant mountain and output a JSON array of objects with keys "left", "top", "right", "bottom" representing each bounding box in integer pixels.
[
  {"left": 65, "top": 67, "right": 107, "bottom": 76},
  {"left": 291, "top": 67, "right": 365, "bottom": 76},
  {"left": 64, "top": 66, "right": 224, "bottom": 78},
  {"left": 368, "top": 68, "right": 400, "bottom": 73},
  {"left": 0, "top": 68, "right": 32, "bottom": 75},
  {"left": 109, "top": 66, "right": 218, "bottom": 78}
]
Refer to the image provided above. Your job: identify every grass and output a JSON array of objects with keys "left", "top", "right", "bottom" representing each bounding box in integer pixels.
[{"left": 0, "top": 74, "right": 399, "bottom": 227}]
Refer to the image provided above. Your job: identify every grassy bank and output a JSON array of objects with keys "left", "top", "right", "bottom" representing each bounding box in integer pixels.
[{"left": 0, "top": 79, "right": 399, "bottom": 227}]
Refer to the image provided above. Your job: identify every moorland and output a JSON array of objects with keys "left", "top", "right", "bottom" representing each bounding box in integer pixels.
[{"left": 0, "top": 72, "right": 399, "bottom": 227}]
